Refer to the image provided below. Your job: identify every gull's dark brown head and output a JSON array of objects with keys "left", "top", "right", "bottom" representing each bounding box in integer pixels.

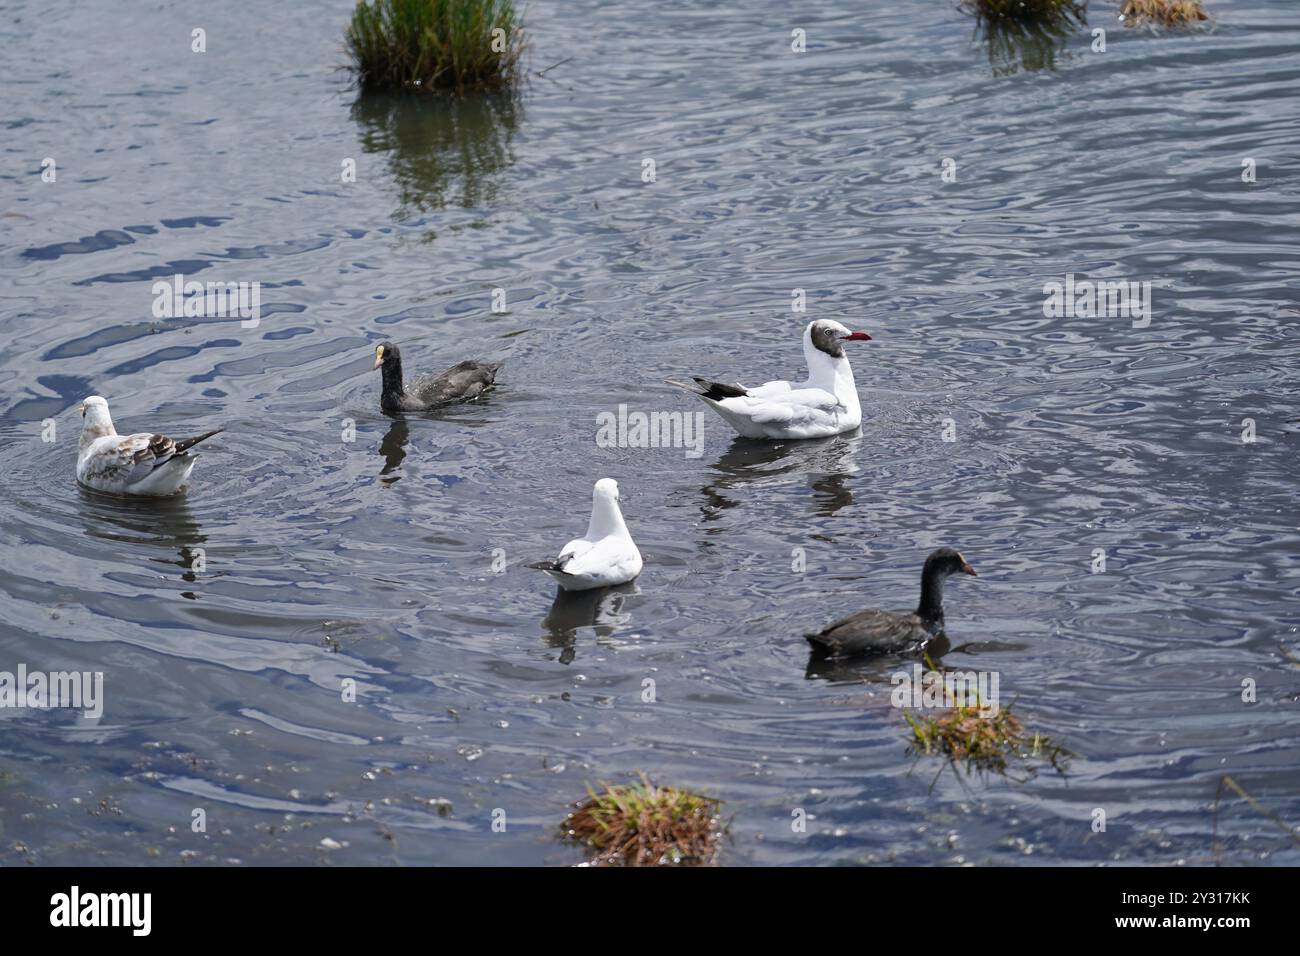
[{"left": 808, "top": 319, "right": 871, "bottom": 359}]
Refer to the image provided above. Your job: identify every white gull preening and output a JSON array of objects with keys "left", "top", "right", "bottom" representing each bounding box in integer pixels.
[
  {"left": 528, "top": 478, "right": 643, "bottom": 591},
  {"left": 667, "top": 319, "right": 872, "bottom": 440},
  {"left": 76, "top": 395, "right": 223, "bottom": 496}
]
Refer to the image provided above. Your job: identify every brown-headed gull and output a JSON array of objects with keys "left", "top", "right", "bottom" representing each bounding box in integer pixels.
[
  {"left": 76, "top": 395, "right": 223, "bottom": 496},
  {"left": 668, "top": 319, "right": 872, "bottom": 440},
  {"left": 528, "top": 479, "right": 643, "bottom": 590},
  {"left": 805, "top": 549, "right": 977, "bottom": 657}
]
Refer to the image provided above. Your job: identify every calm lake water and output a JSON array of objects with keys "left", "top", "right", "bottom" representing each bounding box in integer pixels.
[{"left": 2, "top": 0, "right": 1298, "bottom": 866}]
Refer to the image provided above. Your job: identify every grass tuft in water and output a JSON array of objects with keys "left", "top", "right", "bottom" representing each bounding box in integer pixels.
[
  {"left": 959, "top": 0, "right": 1084, "bottom": 23},
  {"left": 345, "top": 0, "right": 525, "bottom": 95},
  {"left": 905, "top": 700, "right": 1071, "bottom": 781},
  {"left": 1120, "top": 0, "right": 1209, "bottom": 27},
  {"left": 561, "top": 774, "right": 724, "bottom": 866}
]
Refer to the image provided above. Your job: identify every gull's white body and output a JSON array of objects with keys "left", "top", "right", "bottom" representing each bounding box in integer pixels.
[
  {"left": 76, "top": 396, "right": 200, "bottom": 496},
  {"left": 685, "top": 321, "right": 865, "bottom": 440},
  {"left": 536, "top": 479, "right": 642, "bottom": 591}
]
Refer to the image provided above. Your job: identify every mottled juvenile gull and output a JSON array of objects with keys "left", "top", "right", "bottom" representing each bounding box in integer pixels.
[{"left": 76, "top": 395, "right": 222, "bottom": 496}]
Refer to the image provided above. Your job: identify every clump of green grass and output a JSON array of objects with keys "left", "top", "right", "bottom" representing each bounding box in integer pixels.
[
  {"left": 345, "top": 0, "right": 525, "bottom": 95},
  {"left": 561, "top": 775, "right": 725, "bottom": 866},
  {"left": 959, "top": 0, "right": 1085, "bottom": 23},
  {"left": 905, "top": 700, "right": 1070, "bottom": 782},
  {"left": 1119, "top": 0, "right": 1208, "bottom": 27}
]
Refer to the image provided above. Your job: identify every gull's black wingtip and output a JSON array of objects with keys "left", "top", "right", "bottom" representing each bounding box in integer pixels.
[
  {"left": 174, "top": 427, "right": 225, "bottom": 454},
  {"left": 665, "top": 378, "right": 704, "bottom": 395},
  {"left": 527, "top": 560, "right": 570, "bottom": 575},
  {"left": 666, "top": 377, "right": 748, "bottom": 401}
]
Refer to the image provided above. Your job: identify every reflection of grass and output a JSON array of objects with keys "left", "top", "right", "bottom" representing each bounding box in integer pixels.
[
  {"left": 960, "top": 0, "right": 1086, "bottom": 76},
  {"left": 1120, "top": 0, "right": 1208, "bottom": 27},
  {"left": 345, "top": 0, "right": 525, "bottom": 94},
  {"left": 905, "top": 700, "right": 1071, "bottom": 783},
  {"left": 561, "top": 775, "right": 724, "bottom": 866},
  {"left": 1211, "top": 775, "right": 1300, "bottom": 862},
  {"left": 351, "top": 91, "right": 519, "bottom": 215}
]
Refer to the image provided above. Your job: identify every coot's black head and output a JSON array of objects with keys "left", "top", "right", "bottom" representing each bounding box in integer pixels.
[
  {"left": 923, "top": 547, "right": 977, "bottom": 579},
  {"left": 373, "top": 341, "right": 401, "bottom": 372}
]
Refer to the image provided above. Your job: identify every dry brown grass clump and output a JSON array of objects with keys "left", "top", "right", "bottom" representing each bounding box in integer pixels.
[
  {"left": 905, "top": 701, "right": 1070, "bottom": 780},
  {"left": 1120, "top": 0, "right": 1209, "bottom": 27},
  {"left": 561, "top": 775, "right": 724, "bottom": 866}
]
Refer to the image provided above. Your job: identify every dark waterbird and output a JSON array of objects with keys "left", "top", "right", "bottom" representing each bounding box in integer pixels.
[
  {"left": 373, "top": 341, "right": 501, "bottom": 414},
  {"left": 805, "top": 548, "right": 978, "bottom": 658}
]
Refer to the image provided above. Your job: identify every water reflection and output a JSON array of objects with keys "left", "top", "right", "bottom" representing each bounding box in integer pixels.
[
  {"left": 804, "top": 634, "right": 952, "bottom": 683},
  {"left": 378, "top": 418, "right": 409, "bottom": 485},
  {"left": 702, "top": 433, "right": 862, "bottom": 521},
  {"left": 967, "top": 3, "right": 1086, "bottom": 76},
  {"left": 351, "top": 91, "right": 520, "bottom": 216},
  {"left": 75, "top": 486, "right": 206, "bottom": 586},
  {"left": 541, "top": 583, "right": 638, "bottom": 664}
]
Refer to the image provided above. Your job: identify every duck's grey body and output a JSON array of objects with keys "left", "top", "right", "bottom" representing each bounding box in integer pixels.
[{"left": 808, "top": 607, "right": 936, "bottom": 657}]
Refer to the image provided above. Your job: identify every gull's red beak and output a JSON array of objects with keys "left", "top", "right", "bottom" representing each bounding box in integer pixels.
[{"left": 844, "top": 331, "right": 872, "bottom": 341}]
